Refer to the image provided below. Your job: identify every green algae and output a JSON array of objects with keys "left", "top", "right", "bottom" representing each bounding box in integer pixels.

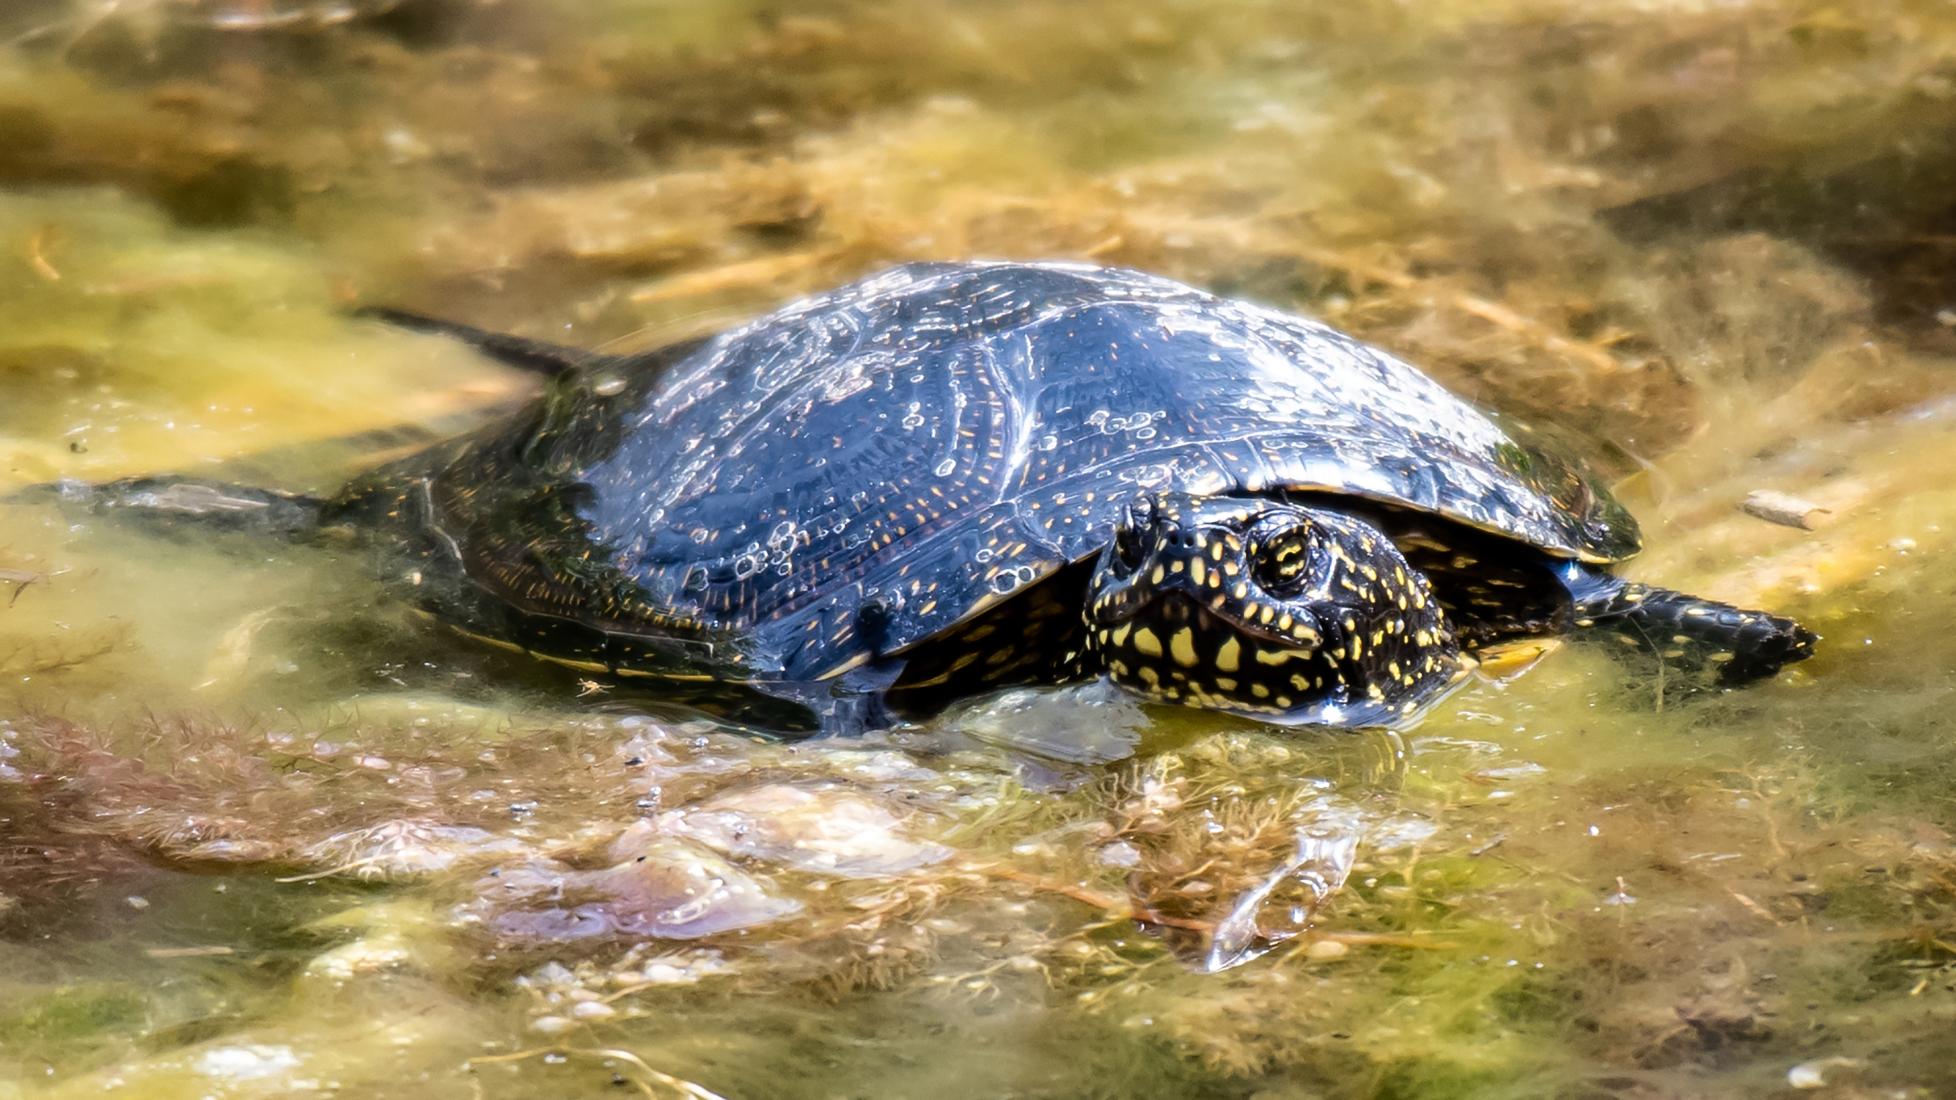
[{"left": 4, "top": 0, "right": 1956, "bottom": 1097}]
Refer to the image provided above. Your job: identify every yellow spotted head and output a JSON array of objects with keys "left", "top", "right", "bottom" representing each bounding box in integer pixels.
[{"left": 1085, "top": 492, "right": 1466, "bottom": 728}]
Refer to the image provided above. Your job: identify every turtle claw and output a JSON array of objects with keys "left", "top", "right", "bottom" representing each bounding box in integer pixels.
[{"left": 1468, "top": 638, "right": 1563, "bottom": 684}]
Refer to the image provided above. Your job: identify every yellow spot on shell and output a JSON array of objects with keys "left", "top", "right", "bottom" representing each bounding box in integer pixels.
[
  {"left": 533, "top": 653, "right": 611, "bottom": 675},
  {"left": 1133, "top": 628, "right": 1163, "bottom": 658},
  {"left": 450, "top": 626, "right": 526, "bottom": 655}
]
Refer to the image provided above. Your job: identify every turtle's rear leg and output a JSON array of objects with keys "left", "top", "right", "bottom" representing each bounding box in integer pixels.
[
  {"left": 15, "top": 477, "right": 325, "bottom": 540},
  {"left": 1571, "top": 574, "right": 1817, "bottom": 684}
]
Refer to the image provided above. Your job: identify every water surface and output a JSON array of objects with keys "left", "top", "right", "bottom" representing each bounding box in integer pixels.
[{"left": 3, "top": 1, "right": 1955, "bottom": 1097}]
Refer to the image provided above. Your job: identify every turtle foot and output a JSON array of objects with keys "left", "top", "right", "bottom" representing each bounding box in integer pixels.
[{"left": 1579, "top": 582, "right": 1817, "bottom": 685}]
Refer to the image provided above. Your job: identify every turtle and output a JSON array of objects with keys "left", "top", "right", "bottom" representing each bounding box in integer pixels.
[{"left": 49, "top": 261, "right": 1816, "bottom": 732}]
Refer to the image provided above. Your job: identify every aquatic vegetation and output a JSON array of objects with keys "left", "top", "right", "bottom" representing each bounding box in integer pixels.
[{"left": 4, "top": 0, "right": 1956, "bottom": 1096}]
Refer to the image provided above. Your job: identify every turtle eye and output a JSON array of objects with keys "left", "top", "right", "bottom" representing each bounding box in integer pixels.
[{"left": 1252, "top": 519, "right": 1314, "bottom": 593}]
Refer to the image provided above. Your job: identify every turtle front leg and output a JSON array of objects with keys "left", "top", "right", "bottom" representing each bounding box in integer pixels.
[
  {"left": 1569, "top": 572, "right": 1817, "bottom": 684},
  {"left": 760, "top": 660, "right": 910, "bottom": 736}
]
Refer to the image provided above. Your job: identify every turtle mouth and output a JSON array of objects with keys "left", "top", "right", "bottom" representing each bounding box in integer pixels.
[
  {"left": 1091, "top": 588, "right": 1316, "bottom": 649},
  {"left": 1092, "top": 592, "right": 1353, "bottom": 712}
]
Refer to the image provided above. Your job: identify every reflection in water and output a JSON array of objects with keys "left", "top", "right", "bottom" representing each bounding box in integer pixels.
[
  {"left": 1206, "top": 808, "right": 1361, "bottom": 972},
  {"left": 3, "top": 0, "right": 1956, "bottom": 1096}
]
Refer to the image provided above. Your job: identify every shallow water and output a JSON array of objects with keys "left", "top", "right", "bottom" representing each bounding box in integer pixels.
[{"left": 4, "top": 1, "right": 1956, "bottom": 1097}]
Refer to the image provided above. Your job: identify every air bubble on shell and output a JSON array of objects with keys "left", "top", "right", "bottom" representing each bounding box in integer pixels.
[
  {"left": 988, "top": 565, "right": 1038, "bottom": 595},
  {"left": 934, "top": 458, "right": 957, "bottom": 477}
]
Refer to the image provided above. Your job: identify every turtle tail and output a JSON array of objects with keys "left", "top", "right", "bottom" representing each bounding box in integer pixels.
[
  {"left": 12, "top": 477, "right": 327, "bottom": 540},
  {"left": 1574, "top": 579, "right": 1817, "bottom": 685},
  {"left": 353, "top": 307, "right": 618, "bottom": 378},
  {"left": 354, "top": 307, "right": 719, "bottom": 382}
]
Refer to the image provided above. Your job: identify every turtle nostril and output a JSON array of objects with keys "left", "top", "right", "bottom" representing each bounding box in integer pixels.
[{"left": 1112, "top": 520, "right": 1147, "bottom": 574}]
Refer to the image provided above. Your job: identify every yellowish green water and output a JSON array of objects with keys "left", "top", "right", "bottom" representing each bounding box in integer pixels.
[{"left": 4, "top": 1, "right": 1956, "bottom": 1096}]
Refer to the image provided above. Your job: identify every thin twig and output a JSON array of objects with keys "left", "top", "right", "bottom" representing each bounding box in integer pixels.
[
  {"left": 973, "top": 863, "right": 1214, "bottom": 932},
  {"left": 467, "top": 1046, "right": 729, "bottom": 1100},
  {"left": 26, "top": 226, "right": 61, "bottom": 282}
]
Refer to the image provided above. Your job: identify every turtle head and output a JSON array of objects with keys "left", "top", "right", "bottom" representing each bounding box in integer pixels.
[{"left": 1085, "top": 492, "right": 1464, "bottom": 727}]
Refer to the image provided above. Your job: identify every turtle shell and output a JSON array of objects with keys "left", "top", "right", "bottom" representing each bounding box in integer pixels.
[{"left": 336, "top": 261, "right": 1638, "bottom": 683}]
